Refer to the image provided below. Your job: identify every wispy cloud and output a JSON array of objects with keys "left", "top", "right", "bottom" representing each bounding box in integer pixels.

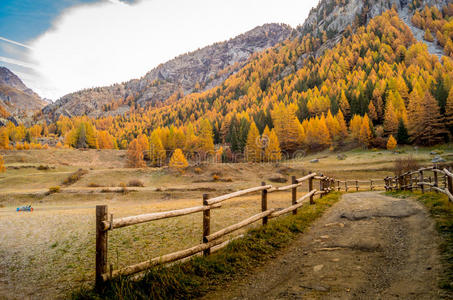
[
  {"left": 0, "top": 56, "right": 35, "bottom": 69},
  {"left": 0, "top": 36, "right": 33, "bottom": 50}
]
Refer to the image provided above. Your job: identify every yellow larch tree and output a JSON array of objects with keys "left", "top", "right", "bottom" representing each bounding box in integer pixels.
[
  {"left": 336, "top": 110, "right": 349, "bottom": 138},
  {"left": 384, "top": 101, "right": 398, "bottom": 135},
  {"left": 445, "top": 87, "right": 453, "bottom": 135},
  {"left": 387, "top": 135, "right": 397, "bottom": 150},
  {"left": 368, "top": 101, "right": 378, "bottom": 122},
  {"left": 245, "top": 121, "right": 261, "bottom": 162},
  {"left": 0, "top": 155, "right": 4, "bottom": 172},
  {"left": 169, "top": 148, "right": 189, "bottom": 173},
  {"left": 349, "top": 115, "right": 363, "bottom": 140},
  {"left": 0, "top": 129, "right": 9, "bottom": 149},
  {"left": 339, "top": 90, "right": 351, "bottom": 118},
  {"left": 97, "top": 131, "right": 116, "bottom": 149},
  {"left": 358, "top": 114, "right": 372, "bottom": 147},
  {"left": 149, "top": 131, "right": 166, "bottom": 166},
  {"left": 198, "top": 119, "right": 215, "bottom": 155},
  {"left": 262, "top": 126, "right": 281, "bottom": 162},
  {"left": 325, "top": 110, "right": 340, "bottom": 141},
  {"left": 127, "top": 139, "right": 146, "bottom": 168}
]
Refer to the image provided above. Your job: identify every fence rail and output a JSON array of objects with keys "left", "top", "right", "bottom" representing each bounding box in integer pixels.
[
  {"left": 94, "top": 172, "right": 387, "bottom": 287},
  {"left": 384, "top": 166, "right": 453, "bottom": 202}
]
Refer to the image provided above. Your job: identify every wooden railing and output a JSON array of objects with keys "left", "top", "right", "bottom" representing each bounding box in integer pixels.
[
  {"left": 94, "top": 172, "right": 385, "bottom": 287},
  {"left": 384, "top": 166, "right": 453, "bottom": 202}
]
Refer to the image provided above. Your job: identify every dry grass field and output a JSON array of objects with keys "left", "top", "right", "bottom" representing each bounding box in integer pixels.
[{"left": 0, "top": 145, "right": 452, "bottom": 299}]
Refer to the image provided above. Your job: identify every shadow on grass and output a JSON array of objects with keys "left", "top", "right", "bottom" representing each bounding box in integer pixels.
[
  {"left": 386, "top": 190, "right": 453, "bottom": 294},
  {"left": 73, "top": 192, "right": 341, "bottom": 300}
]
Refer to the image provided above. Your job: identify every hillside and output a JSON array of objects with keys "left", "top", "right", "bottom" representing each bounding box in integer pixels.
[
  {"left": 0, "top": 67, "right": 46, "bottom": 120},
  {"left": 3, "top": 0, "right": 453, "bottom": 156},
  {"left": 58, "top": 1, "right": 450, "bottom": 151},
  {"left": 42, "top": 23, "right": 293, "bottom": 119}
]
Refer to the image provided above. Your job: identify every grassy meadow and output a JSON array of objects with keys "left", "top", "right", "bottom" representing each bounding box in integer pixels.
[{"left": 0, "top": 145, "right": 452, "bottom": 298}]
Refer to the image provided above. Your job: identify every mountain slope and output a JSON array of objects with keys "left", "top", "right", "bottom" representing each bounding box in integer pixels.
[
  {"left": 0, "top": 67, "right": 46, "bottom": 119},
  {"left": 42, "top": 23, "right": 293, "bottom": 119},
  {"left": 73, "top": 2, "right": 452, "bottom": 148}
]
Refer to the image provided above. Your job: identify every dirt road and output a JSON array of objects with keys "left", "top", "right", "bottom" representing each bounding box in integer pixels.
[{"left": 204, "top": 192, "right": 442, "bottom": 299}]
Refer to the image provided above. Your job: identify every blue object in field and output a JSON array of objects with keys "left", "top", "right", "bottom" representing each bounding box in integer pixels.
[{"left": 16, "top": 205, "right": 33, "bottom": 212}]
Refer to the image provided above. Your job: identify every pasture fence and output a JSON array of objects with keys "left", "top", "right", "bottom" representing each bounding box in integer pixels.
[
  {"left": 95, "top": 172, "right": 386, "bottom": 287},
  {"left": 384, "top": 166, "right": 453, "bottom": 202}
]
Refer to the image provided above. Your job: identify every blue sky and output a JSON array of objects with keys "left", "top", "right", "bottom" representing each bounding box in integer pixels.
[
  {"left": 0, "top": 0, "right": 98, "bottom": 44},
  {"left": 0, "top": 0, "right": 318, "bottom": 100}
]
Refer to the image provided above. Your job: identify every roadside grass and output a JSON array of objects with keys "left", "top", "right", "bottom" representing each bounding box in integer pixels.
[
  {"left": 72, "top": 192, "right": 341, "bottom": 300},
  {"left": 386, "top": 190, "right": 453, "bottom": 293}
]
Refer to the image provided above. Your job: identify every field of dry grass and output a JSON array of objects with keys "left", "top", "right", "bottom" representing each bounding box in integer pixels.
[{"left": 0, "top": 145, "right": 452, "bottom": 299}]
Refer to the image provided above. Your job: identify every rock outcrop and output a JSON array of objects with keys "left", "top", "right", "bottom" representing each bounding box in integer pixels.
[
  {"left": 43, "top": 23, "right": 293, "bottom": 119},
  {"left": 0, "top": 67, "right": 46, "bottom": 117}
]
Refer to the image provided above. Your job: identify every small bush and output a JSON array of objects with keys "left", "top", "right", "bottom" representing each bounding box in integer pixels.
[
  {"left": 48, "top": 186, "right": 60, "bottom": 194},
  {"left": 194, "top": 167, "right": 202, "bottom": 174},
  {"left": 37, "top": 165, "right": 50, "bottom": 171},
  {"left": 119, "top": 183, "right": 128, "bottom": 194},
  {"left": 212, "top": 174, "right": 220, "bottom": 181},
  {"left": 87, "top": 183, "right": 102, "bottom": 187},
  {"left": 127, "top": 179, "right": 144, "bottom": 187},
  {"left": 393, "top": 155, "right": 420, "bottom": 176},
  {"left": 62, "top": 169, "right": 88, "bottom": 185}
]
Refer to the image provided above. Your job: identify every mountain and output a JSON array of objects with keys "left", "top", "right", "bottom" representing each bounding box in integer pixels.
[
  {"left": 73, "top": 0, "right": 451, "bottom": 149},
  {"left": 0, "top": 67, "right": 46, "bottom": 120},
  {"left": 42, "top": 23, "right": 294, "bottom": 119}
]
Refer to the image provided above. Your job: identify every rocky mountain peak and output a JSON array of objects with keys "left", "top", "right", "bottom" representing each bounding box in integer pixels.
[{"left": 43, "top": 23, "right": 293, "bottom": 119}]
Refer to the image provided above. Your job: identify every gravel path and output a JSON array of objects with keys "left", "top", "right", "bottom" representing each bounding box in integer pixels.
[{"left": 203, "top": 192, "right": 442, "bottom": 299}]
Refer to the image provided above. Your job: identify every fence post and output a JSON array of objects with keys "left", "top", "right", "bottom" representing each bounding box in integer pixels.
[
  {"left": 202, "top": 194, "right": 211, "bottom": 256},
  {"left": 447, "top": 173, "right": 453, "bottom": 196},
  {"left": 319, "top": 176, "right": 324, "bottom": 198},
  {"left": 345, "top": 181, "right": 348, "bottom": 192},
  {"left": 429, "top": 176, "right": 432, "bottom": 192},
  {"left": 96, "top": 205, "right": 108, "bottom": 289},
  {"left": 356, "top": 180, "right": 359, "bottom": 192},
  {"left": 434, "top": 171, "right": 438, "bottom": 193},
  {"left": 370, "top": 180, "right": 373, "bottom": 191},
  {"left": 420, "top": 170, "right": 424, "bottom": 193},
  {"left": 291, "top": 176, "right": 297, "bottom": 215},
  {"left": 262, "top": 182, "right": 269, "bottom": 224},
  {"left": 337, "top": 180, "right": 340, "bottom": 191},
  {"left": 309, "top": 176, "right": 314, "bottom": 204},
  {"left": 409, "top": 175, "right": 413, "bottom": 191}
]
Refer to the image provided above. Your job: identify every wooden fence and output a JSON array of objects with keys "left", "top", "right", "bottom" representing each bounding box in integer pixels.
[
  {"left": 95, "top": 173, "right": 386, "bottom": 287},
  {"left": 384, "top": 166, "right": 453, "bottom": 202}
]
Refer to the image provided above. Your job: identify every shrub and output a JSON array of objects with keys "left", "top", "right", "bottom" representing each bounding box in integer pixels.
[
  {"left": 87, "top": 183, "right": 102, "bottom": 187},
  {"left": 127, "top": 179, "right": 144, "bottom": 187},
  {"left": 194, "top": 167, "right": 202, "bottom": 174},
  {"left": 393, "top": 155, "right": 420, "bottom": 176},
  {"left": 48, "top": 186, "right": 60, "bottom": 194},
  {"left": 62, "top": 169, "right": 88, "bottom": 185},
  {"left": 212, "top": 174, "right": 220, "bottom": 181},
  {"left": 37, "top": 165, "right": 50, "bottom": 170}
]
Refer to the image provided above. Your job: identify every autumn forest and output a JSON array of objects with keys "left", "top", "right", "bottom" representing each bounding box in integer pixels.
[{"left": 2, "top": 4, "right": 453, "bottom": 168}]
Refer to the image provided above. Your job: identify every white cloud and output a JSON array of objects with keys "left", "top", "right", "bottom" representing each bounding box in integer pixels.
[{"left": 27, "top": 0, "right": 319, "bottom": 100}]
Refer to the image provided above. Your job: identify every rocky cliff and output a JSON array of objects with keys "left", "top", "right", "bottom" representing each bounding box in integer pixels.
[
  {"left": 42, "top": 0, "right": 449, "bottom": 121},
  {"left": 43, "top": 23, "right": 293, "bottom": 119},
  {"left": 0, "top": 67, "right": 46, "bottom": 118}
]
